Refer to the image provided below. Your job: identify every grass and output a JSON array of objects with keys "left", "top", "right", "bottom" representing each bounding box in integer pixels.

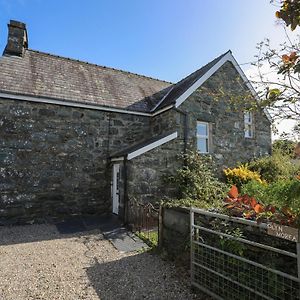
[{"left": 135, "top": 230, "right": 158, "bottom": 248}]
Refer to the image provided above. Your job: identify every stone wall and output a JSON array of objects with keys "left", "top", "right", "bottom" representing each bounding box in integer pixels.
[
  {"left": 150, "top": 108, "right": 178, "bottom": 136},
  {"left": 127, "top": 137, "right": 182, "bottom": 204},
  {"left": 180, "top": 61, "right": 272, "bottom": 171},
  {"left": 0, "top": 61, "right": 272, "bottom": 224},
  {"left": 126, "top": 62, "right": 271, "bottom": 208},
  {"left": 0, "top": 98, "right": 148, "bottom": 224},
  {"left": 126, "top": 108, "right": 186, "bottom": 205},
  {"left": 160, "top": 207, "right": 190, "bottom": 255},
  {"left": 126, "top": 62, "right": 272, "bottom": 207}
]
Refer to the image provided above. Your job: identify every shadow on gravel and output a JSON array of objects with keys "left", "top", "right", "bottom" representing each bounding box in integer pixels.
[
  {"left": 0, "top": 214, "right": 120, "bottom": 246},
  {"left": 86, "top": 252, "right": 199, "bottom": 300}
]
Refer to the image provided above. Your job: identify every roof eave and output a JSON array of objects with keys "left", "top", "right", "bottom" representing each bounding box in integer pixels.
[{"left": 161, "top": 51, "right": 272, "bottom": 123}]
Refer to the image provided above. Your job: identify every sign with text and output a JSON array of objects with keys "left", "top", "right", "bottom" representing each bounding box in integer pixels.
[{"left": 267, "top": 223, "right": 299, "bottom": 242}]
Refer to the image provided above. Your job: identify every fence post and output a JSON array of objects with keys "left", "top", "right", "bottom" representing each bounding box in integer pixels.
[
  {"left": 297, "top": 232, "right": 300, "bottom": 298},
  {"left": 158, "top": 205, "right": 163, "bottom": 250},
  {"left": 190, "top": 207, "right": 194, "bottom": 285}
]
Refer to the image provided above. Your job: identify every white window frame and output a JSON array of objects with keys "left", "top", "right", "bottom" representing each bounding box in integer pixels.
[
  {"left": 197, "top": 121, "right": 209, "bottom": 153},
  {"left": 244, "top": 111, "right": 254, "bottom": 138}
]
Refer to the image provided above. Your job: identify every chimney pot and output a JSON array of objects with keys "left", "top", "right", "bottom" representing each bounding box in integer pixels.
[{"left": 3, "top": 20, "right": 28, "bottom": 57}]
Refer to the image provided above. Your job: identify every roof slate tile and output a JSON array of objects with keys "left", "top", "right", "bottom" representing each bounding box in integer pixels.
[
  {"left": 0, "top": 50, "right": 172, "bottom": 112},
  {"left": 0, "top": 49, "right": 229, "bottom": 113}
]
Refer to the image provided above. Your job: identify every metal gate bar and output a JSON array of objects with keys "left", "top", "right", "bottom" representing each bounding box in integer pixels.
[
  {"left": 191, "top": 207, "right": 300, "bottom": 300},
  {"left": 194, "top": 224, "right": 297, "bottom": 258}
]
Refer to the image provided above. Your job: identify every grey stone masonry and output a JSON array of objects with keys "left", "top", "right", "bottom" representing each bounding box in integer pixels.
[
  {"left": 126, "top": 62, "right": 271, "bottom": 206},
  {"left": 0, "top": 99, "right": 148, "bottom": 224},
  {"left": 180, "top": 61, "right": 272, "bottom": 170},
  {"left": 0, "top": 60, "right": 272, "bottom": 224},
  {"left": 3, "top": 20, "right": 28, "bottom": 57}
]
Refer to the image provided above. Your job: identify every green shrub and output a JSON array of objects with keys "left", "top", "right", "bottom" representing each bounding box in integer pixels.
[
  {"left": 248, "top": 151, "right": 299, "bottom": 183},
  {"left": 272, "top": 139, "right": 296, "bottom": 157},
  {"left": 240, "top": 180, "right": 266, "bottom": 203},
  {"left": 166, "top": 151, "right": 228, "bottom": 208},
  {"left": 241, "top": 179, "right": 300, "bottom": 212},
  {"left": 162, "top": 197, "right": 225, "bottom": 211}
]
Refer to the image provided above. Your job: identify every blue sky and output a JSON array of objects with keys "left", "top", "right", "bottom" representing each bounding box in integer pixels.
[{"left": 0, "top": 0, "right": 294, "bottom": 82}]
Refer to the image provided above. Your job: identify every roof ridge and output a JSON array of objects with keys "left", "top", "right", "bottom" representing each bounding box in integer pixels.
[
  {"left": 27, "top": 49, "right": 173, "bottom": 85},
  {"left": 152, "top": 50, "right": 231, "bottom": 111},
  {"left": 175, "top": 50, "right": 231, "bottom": 85}
]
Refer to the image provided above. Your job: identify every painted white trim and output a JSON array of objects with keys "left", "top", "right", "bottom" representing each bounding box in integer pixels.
[
  {"left": 174, "top": 52, "right": 272, "bottom": 123},
  {"left": 244, "top": 111, "right": 254, "bottom": 138},
  {"left": 111, "top": 157, "right": 124, "bottom": 162},
  {"left": 152, "top": 104, "right": 173, "bottom": 116},
  {"left": 112, "top": 163, "right": 120, "bottom": 215},
  {"left": 0, "top": 92, "right": 152, "bottom": 117},
  {"left": 151, "top": 87, "right": 174, "bottom": 112},
  {"left": 226, "top": 54, "right": 273, "bottom": 123},
  {"left": 0, "top": 51, "right": 272, "bottom": 123},
  {"left": 175, "top": 52, "right": 233, "bottom": 108},
  {"left": 0, "top": 91, "right": 174, "bottom": 118},
  {"left": 127, "top": 131, "right": 178, "bottom": 160},
  {"left": 196, "top": 121, "right": 209, "bottom": 153}
]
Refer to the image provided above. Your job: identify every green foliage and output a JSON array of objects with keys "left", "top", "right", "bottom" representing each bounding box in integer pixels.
[
  {"left": 240, "top": 180, "right": 267, "bottom": 203},
  {"left": 274, "top": 0, "right": 300, "bottom": 31},
  {"left": 166, "top": 151, "right": 228, "bottom": 208},
  {"left": 248, "top": 152, "right": 299, "bottom": 183},
  {"left": 250, "top": 38, "right": 300, "bottom": 122},
  {"left": 212, "top": 220, "right": 246, "bottom": 256},
  {"left": 136, "top": 230, "right": 158, "bottom": 249},
  {"left": 241, "top": 179, "right": 300, "bottom": 212},
  {"left": 272, "top": 139, "right": 296, "bottom": 157},
  {"left": 219, "top": 227, "right": 246, "bottom": 257},
  {"left": 162, "top": 197, "right": 225, "bottom": 211}
]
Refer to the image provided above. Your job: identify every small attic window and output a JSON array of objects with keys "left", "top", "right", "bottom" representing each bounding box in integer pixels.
[
  {"left": 244, "top": 111, "right": 254, "bottom": 138},
  {"left": 197, "top": 122, "right": 209, "bottom": 153}
]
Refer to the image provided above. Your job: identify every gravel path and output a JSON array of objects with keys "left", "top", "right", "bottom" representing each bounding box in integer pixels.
[{"left": 0, "top": 224, "right": 198, "bottom": 300}]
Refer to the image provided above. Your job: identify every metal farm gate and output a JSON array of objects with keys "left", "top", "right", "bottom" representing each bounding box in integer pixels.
[{"left": 190, "top": 207, "right": 300, "bottom": 300}]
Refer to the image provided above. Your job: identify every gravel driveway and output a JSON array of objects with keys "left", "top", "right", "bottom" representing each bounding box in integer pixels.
[{"left": 0, "top": 224, "right": 198, "bottom": 300}]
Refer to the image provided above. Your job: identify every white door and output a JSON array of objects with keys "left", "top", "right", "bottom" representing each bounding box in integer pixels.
[{"left": 112, "top": 164, "right": 120, "bottom": 215}]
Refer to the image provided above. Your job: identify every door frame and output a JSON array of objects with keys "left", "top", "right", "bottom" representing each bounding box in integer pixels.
[{"left": 112, "top": 163, "right": 120, "bottom": 215}]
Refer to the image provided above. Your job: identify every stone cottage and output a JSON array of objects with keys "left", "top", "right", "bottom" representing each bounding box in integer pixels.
[{"left": 0, "top": 20, "right": 271, "bottom": 224}]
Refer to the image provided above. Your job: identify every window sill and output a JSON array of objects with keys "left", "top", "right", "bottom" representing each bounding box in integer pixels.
[{"left": 197, "top": 150, "right": 210, "bottom": 154}]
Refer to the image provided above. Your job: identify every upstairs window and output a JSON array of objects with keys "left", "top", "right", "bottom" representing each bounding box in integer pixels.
[
  {"left": 244, "top": 111, "right": 254, "bottom": 138},
  {"left": 197, "top": 122, "right": 209, "bottom": 153}
]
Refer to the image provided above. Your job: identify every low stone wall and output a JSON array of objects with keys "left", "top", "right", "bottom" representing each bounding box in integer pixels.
[{"left": 160, "top": 207, "right": 190, "bottom": 255}]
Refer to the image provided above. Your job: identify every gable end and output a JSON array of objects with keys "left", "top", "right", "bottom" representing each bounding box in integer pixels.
[{"left": 173, "top": 51, "right": 272, "bottom": 123}]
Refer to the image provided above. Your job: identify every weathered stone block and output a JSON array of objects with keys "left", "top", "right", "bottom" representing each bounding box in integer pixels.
[{"left": 39, "top": 108, "right": 56, "bottom": 116}]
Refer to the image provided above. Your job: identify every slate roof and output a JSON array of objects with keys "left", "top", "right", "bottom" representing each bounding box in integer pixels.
[
  {"left": 0, "top": 48, "right": 229, "bottom": 113},
  {"left": 152, "top": 51, "right": 230, "bottom": 111},
  {"left": 0, "top": 49, "right": 172, "bottom": 113}
]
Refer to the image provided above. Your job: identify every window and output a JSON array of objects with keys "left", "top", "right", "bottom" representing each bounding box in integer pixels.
[
  {"left": 244, "top": 111, "right": 254, "bottom": 138},
  {"left": 197, "top": 122, "right": 209, "bottom": 153}
]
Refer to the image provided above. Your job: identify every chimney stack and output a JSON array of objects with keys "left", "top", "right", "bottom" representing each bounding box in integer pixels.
[{"left": 3, "top": 20, "right": 28, "bottom": 57}]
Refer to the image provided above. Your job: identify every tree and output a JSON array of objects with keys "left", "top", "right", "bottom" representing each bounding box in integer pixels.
[
  {"left": 245, "top": 1, "right": 300, "bottom": 128},
  {"left": 209, "top": 1, "right": 300, "bottom": 134},
  {"left": 272, "top": 139, "right": 297, "bottom": 156},
  {"left": 273, "top": 0, "right": 300, "bottom": 31},
  {"left": 251, "top": 38, "right": 300, "bottom": 122}
]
